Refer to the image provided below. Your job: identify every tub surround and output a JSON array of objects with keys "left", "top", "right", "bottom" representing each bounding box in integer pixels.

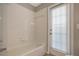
[
  {"left": 6, "top": 44, "right": 45, "bottom": 56},
  {"left": 3, "top": 4, "right": 35, "bottom": 50},
  {"left": 1, "top": 3, "right": 48, "bottom": 56}
]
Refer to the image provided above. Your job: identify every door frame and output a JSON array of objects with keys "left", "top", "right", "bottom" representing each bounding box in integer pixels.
[{"left": 47, "top": 3, "right": 74, "bottom": 56}]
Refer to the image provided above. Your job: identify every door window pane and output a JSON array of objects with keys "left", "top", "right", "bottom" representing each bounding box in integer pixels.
[{"left": 51, "top": 5, "right": 67, "bottom": 52}]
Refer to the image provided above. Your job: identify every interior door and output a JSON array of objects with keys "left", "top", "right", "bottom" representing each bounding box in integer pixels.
[{"left": 48, "top": 4, "right": 70, "bottom": 56}]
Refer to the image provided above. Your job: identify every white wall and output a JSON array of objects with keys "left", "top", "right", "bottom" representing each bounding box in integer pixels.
[
  {"left": 0, "top": 4, "right": 3, "bottom": 48},
  {"left": 2, "top": 4, "right": 35, "bottom": 51},
  {"left": 0, "top": 4, "right": 2, "bottom": 48},
  {"left": 73, "top": 4, "right": 79, "bottom": 56},
  {"left": 35, "top": 7, "right": 48, "bottom": 52}
]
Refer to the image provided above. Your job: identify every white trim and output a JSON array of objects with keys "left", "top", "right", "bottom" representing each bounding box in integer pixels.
[
  {"left": 70, "top": 4, "right": 74, "bottom": 56},
  {"left": 66, "top": 3, "right": 70, "bottom": 55},
  {"left": 66, "top": 4, "right": 74, "bottom": 56},
  {"left": 47, "top": 6, "right": 51, "bottom": 54},
  {"left": 48, "top": 3, "right": 61, "bottom": 9}
]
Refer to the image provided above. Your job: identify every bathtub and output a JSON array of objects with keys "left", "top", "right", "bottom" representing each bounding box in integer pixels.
[{"left": 6, "top": 44, "right": 47, "bottom": 56}]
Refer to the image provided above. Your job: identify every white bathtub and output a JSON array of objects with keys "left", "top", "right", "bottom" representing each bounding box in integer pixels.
[{"left": 6, "top": 44, "right": 47, "bottom": 56}]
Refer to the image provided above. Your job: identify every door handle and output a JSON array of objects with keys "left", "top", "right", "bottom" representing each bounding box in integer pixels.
[
  {"left": 50, "top": 29, "right": 52, "bottom": 31},
  {"left": 49, "top": 33, "right": 52, "bottom": 35}
]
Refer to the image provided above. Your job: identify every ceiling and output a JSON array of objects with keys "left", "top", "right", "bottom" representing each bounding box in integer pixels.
[
  {"left": 19, "top": 3, "right": 54, "bottom": 12},
  {"left": 30, "top": 3, "right": 41, "bottom": 7}
]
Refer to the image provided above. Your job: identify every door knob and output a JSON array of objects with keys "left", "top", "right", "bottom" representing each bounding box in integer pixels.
[
  {"left": 49, "top": 33, "right": 52, "bottom": 35},
  {"left": 50, "top": 29, "right": 52, "bottom": 31}
]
